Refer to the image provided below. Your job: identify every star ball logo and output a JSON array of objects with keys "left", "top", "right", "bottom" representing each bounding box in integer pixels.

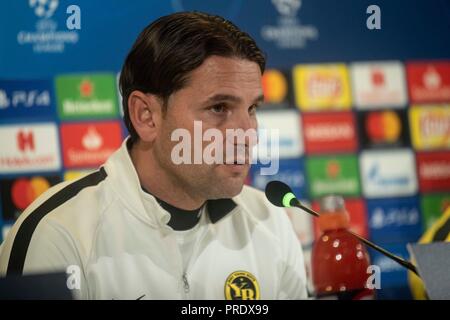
[{"left": 29, "top": 0, "right": 59, "bottom": 19}]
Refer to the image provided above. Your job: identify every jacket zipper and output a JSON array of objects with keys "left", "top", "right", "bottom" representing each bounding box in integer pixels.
[
  {"left": 182, "top": 272, "right": 190, "bottom": 294},
  {"left": 179, "top": 218, "right": 212, "bottom": 298}
]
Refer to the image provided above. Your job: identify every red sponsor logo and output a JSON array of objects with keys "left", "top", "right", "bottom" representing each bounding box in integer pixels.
[
  {"left": 371, "top": 69, "right": 385, "bottom": 88},
  {"left": 312, "top": 199, "right": 368, "bottom": 240},
  {"left": 79, "top": 79, "right": 94, "bottom": 98},
  {"left": 407, "top": 62, "right": 450, "bottom": 103},
  {"left": 17, "top": 130, "right": 35, "bottom": 152},
  {"left": 303, "top": 112, "right": 357, "bottom": 153},
  {"left": 60, "top": 121, "right": 122, "bottom": 168},
  {"left": 417, "top": 152, "right": 450, "bottom": 192}
]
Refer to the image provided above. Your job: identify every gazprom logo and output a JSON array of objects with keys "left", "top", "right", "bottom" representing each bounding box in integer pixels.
[
  {"left": 367, "top": 164, "right": 410, "bottom": 187},
  {"left": 360, "top": 150, "right": 417, "bottom": 198}
]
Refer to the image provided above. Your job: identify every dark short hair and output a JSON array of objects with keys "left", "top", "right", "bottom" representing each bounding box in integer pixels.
[{"left": 119, "top": 11, "right": 266, "bottom": 143}]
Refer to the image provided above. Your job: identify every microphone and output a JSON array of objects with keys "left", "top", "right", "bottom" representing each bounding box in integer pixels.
[{"left": 265, "top": 180, "right": 419, "bottom": 276}]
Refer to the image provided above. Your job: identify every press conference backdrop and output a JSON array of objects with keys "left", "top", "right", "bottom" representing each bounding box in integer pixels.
[{"left": 0, "top": 0, "right": 449, "bottom": 299}]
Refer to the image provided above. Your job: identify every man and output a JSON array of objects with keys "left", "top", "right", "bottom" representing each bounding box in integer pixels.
[{"left": 0, "top": 12, "right": 307, "bottom": 299}]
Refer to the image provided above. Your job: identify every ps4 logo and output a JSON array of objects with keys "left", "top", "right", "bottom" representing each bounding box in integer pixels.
[
  {"left": 0, "top": 89, "right": 51, "bottom": 109},
  {"left": 370, "top": 207, "right": 420, "bottom": 229}
]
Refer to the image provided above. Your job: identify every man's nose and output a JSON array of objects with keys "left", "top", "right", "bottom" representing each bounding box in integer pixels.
[{"left": 232, "top": 109, "right": 257, "bottom": 132}]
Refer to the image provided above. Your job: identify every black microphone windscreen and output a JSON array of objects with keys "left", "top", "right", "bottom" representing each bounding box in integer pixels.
[{"left": 264, "top": 180, "right": 293, "bottom": 207}]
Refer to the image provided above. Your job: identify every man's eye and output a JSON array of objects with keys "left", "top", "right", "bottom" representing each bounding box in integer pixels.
[
  {"left": 249, "top": 104, "right": 258, "bottom": 115},
  {"left": 210, "top": 104, "right": 227, "bottom": 114}
]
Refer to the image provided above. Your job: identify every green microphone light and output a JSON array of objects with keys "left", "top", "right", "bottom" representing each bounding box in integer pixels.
[{"left": 282, "top": 192, "right": 297, "bottom": 208}]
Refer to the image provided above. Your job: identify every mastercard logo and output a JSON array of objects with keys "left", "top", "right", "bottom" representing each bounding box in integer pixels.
[
  {"left": 11, "top": 177, "right": 51, "bottom": 210},
  {"left": 366, "top": 111, "right": 401, "bottom": 143},
  {"left": 262, "top": 69, "right": 287, "bottom": 103}
]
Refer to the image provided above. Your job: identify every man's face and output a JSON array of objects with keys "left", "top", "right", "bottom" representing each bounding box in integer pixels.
[{"left": 152, "top": 55, "right": 263, "bottom": 200}]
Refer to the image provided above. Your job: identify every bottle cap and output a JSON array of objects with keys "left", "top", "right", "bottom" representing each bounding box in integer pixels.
[
  {"left": 318, "top": 195, "right": 350, "bottom": 231},
  {"left": 320, "top": 195, "right": 345, "bottom": 212}
]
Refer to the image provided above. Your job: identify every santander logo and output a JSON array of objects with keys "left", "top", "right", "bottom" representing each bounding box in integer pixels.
[
  {"left": 82, "top": 127, "right": 103, "bottom": 151},
  {"left": 423, "top": 67, "right": 441, "bottom": 90}
]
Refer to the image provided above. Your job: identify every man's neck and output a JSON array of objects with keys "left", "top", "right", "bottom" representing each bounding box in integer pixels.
[{"left": 129, "top": 141, "right": 205, "bottom": 210}]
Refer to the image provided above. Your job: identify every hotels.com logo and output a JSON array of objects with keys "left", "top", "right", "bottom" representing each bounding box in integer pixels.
[
  {"left": 17, "top": 130, "right": 35, "bottom": 152},
  {"left": 0, "top": 123, "right": 61, "bottom": 174}
]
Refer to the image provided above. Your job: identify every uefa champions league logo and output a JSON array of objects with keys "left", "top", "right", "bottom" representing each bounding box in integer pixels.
[
  {"left": 29, "top": 0, "right": 59, "bottom": 19},
  {"left": 271, "top": 0, "right": 301, "bottom": 18},
  {"left": 261, "top": 0, "right": 318, "bottom": 49},
  {"left": 19, "top": 0, "right": 80, "bottom": 53}
]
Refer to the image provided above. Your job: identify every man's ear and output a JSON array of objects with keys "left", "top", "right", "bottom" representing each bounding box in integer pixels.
[{"left": 128, "top": 91, "right": 162, "bottom": 143}]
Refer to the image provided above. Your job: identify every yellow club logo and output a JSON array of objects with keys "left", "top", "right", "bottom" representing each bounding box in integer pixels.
[{"left": 224, "top": 271, "right": 260, "bottom": 300}]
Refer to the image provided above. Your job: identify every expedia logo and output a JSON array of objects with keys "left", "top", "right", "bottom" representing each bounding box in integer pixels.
[{"left": 224, "top": 271, "right": 260, "bottom": 300}]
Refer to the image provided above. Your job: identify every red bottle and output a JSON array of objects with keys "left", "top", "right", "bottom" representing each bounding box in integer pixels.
[{"left": 311, "top": 195, "right": 374, "bottom": 299}]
